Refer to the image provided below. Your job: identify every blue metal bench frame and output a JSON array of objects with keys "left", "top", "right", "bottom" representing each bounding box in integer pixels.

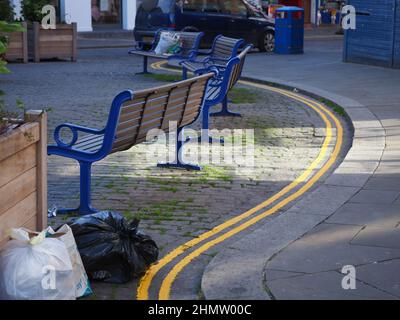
[
  {"left": 48, "top": 72, "right": 215, "bottom": 216},
  {"left": 181, "top": 44, "right": 253, "bottom": 143},
  {"left": 129, "top": 29, "right": 204, "bottom": 74},
  {"left": 181, "top": 35, "right": 244, "bottom": 79}
]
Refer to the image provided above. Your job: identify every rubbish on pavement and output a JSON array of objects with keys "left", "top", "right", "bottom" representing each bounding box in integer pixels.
[
  {"left": 48, "top": 205, "right": 58, "bottom": 218},
  {"left": 154, "top": 32, "right": 180, "bottom": 55},
  {"left": 0, "top": 228, "right": 75, "bottom": 300},
  {"left": 70, "top": 211, "right": 159, "bottom": 284},
  {"left": 47, "top": 225, "right": 93, "bottom": 298}
]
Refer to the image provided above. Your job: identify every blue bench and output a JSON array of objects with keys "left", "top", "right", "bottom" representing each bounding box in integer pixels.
[
  {"left": 48, "top": 72, "right": 215, "bottom": 215},
  {"left": 180, "top": 35, "right": 244, "bottom": 79},
  {"left": 129, "top": 30, "right": 204, "bottom": 74},
  {"left": 183, "top": 44, "right": 253, "bottom": 142}
]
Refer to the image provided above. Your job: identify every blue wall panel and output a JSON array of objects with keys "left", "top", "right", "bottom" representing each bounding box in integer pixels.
[
  {"left": 394, "top": 0, "right": 400, "bottom": 68},
  {"left": 344, "top": 0, "right": 397, "bottom": 68}
]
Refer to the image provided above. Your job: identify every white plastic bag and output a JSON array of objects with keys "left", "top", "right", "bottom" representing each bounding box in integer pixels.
[
  {"left": 154, "top": 32, "right": 180, "bottom": 55},
  {"left": 47, "top": 225, "right": 93, "bottom": 298},
  {"left": 0, "top": 228, "right": 75, "bottom": 300}
]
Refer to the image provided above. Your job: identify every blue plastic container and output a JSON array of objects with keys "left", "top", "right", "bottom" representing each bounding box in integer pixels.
[{"left": 275, "top": 6, "right": 304, "bottom": 54}]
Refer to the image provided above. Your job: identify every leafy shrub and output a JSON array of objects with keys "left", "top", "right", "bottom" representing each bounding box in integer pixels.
[
  {"left": 0, "top": 20, "right": 26, "bottom": 135},
  {"left": 0, "top": 0, "right": 15, "bottom": 22},
  {"left": 21, "top": 0, "right": 49, "bottom": 22}
]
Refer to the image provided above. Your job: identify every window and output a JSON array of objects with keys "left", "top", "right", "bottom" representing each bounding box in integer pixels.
[
  {"left": 137, "top": 0, "right": 175, "bottom": 13},
  {"left": 182, "top": 0, "right": 222, "bottom": 13},
  {"left": 182, "top": 0, "right": 204, "bottom": 12},
  {"left": 203, "top": 0, "right": 221, "bottom": 13},
  {"left": 220, "top": 0, "right": 247, "bottom": 15}
]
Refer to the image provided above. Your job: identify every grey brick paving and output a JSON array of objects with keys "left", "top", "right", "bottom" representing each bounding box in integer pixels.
[{"left": 3, "top": 48, "right": 326, "bottom": 300}]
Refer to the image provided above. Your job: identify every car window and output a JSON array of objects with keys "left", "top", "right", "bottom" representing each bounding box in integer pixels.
[
  {"left": 182, "top": 0, "right": 203, "bottom": 12},
  {"left": 137, "top": 0, "right": 174, "bottom": 13},
  {"left": 203, "top": 0, "right": 221, "bottom": 13},
  {"left": 220, "top": 0, "right": 248, "bottom": 15}
]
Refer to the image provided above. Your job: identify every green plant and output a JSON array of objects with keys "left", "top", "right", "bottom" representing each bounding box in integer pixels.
[
  {"left": 0, "top": 17, "right": 26, "bottom": 135},
  {"left": 0, "top": 0, "right": 15, "bottom": 21},
  {"left": 228, "top": 87, "right": 261, "bottom": 104},
  {"left": 0, "top": 20, "right": 25, "bottom": 74},
  {"left": 21, "top": 0, "right": 50, "bottom": 22},
  {"left": 0, "top": 95, "right": 25, "bottom": 135}
]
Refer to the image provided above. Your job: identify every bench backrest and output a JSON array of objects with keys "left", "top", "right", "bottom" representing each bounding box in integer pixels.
[
  {"left": 204, "top": 44, "right": 253, "bottom": 105},
  {"left": 226, "top": 44, "right": 253, "bottom": 91},
  {"left": 152, "top": 30, "right": 204, "bottom": 58},
  {"left": 107, "top": 73, "right": 214, "bottom": 154},
  {"left": 210, "top": 35, "right": 244, "bottom": 61}
]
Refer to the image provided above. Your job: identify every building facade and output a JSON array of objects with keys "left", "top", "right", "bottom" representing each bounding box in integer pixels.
[
  {"left": 11, "top": 0, "right": 137, "bottom": 32},
  {"left": 10, "top": 0, "right": 343, "bottom": 32}
]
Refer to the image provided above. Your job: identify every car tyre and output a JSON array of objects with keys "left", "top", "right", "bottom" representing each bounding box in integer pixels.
[
  {"left": 181, "top": 26, "right": 199, "bottom": 32},
  {"left": 259, "top": 31, "right": 275, "bottom": 53}
]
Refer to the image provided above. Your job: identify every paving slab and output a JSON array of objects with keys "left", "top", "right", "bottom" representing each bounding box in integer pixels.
[
  {"left": 364, "top": 177, "right": 400, "bottom": 191},
  {"left": 349, "top": 190, "right": 400, "bottom": 205},
  {"left": 351, "top": 226, "right": 400, "bottom": 250},
  {"left": 288, "top": 185, "right": 359, "bottom": 217},
  {"left": 266, "top": 271, "right": 398, "bottom": 300},
  {"left": 356, "top": 259, "right": 400, "bottom": 298},
  {"left": 265, "top": 223, "right": 400, "bottom": 274},
  {"left": 326, "top": 203, "right": 400, "bottom": 227}
]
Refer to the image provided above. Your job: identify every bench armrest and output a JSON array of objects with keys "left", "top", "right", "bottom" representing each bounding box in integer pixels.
[
  {"left": 168, "top": 48, "right": 199, "bottom": 61},
  {"left": 187, "top": 49, "right": 200, "bottom": 60},
  {"left": 194, "top": 66, "right": 220, "bottom": 78},
  {"left": 54, "top": 123, "right": 104, "bottom": 148}
]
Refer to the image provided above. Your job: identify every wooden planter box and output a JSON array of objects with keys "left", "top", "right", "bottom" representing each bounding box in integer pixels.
[
  {"left": 0, "top": 111, "right": 47, "bottom": 248},
  {"left": 2, "top": 22, "right": 28, "bottom": 63},
  {"left": 29, "top": 22, "right": 77, "bottom": 62}
]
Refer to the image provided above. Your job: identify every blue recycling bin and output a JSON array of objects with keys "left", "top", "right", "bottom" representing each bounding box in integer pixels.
[{"left": 275, "top": 6, "right": 304, "bottom": 54}]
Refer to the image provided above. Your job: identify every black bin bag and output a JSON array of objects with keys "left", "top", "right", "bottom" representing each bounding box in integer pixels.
[{"left": 69, "top": 211, "right": 158, "bottom": 284}]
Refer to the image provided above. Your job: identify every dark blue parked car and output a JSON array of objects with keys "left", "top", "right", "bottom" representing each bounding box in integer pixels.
[{"left": 134, "top": 0, "right": 275, "bottom": 52}]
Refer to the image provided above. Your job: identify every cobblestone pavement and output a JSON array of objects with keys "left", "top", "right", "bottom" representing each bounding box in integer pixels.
[{"left": 3, "top": 48, "right": 329, "bottom": 299}]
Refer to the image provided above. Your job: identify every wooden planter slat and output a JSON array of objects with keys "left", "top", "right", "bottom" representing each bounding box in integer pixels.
[
  {"left": 0, "top": 144, "right": 36, "bottom": 188},
  {"left": 0, "top": 111, "right": 47, "bottom": 248},
  {"left": 30, "top": 22, "right": 77, "bottom": 62},
  {"left": 0, "top": 123, "right": 39, "bottom": 162},
  {"left": 0, "top": 167, "right": 37, "bottom": 217},
  {"left": 0, "top": 192, "right": 37, "bottom": 247},
  {"left": 3, "top": 22, "right": 28, "bottom": 63}
]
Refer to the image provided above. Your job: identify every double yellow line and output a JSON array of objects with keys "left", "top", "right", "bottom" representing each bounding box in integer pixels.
[{"left": 136, "top": 62, "right": 343, "bottom": 300}]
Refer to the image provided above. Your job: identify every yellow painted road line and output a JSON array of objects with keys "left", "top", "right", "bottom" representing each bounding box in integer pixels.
[{"left": 137, "top": 61, "right": 343, "bottom": 300}]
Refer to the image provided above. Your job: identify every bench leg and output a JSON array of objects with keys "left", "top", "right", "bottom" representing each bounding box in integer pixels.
[
  {"left": 182, "top": 67, "right": 188, "bottom": 80},
  {"left": 157, "top": 127, "right": 202, "bottom": 171},
  {"left": 199, "top": 104, "right": 224, "bottom": 144},
  {"left": 210, "top": 96, "right": 242, "bottom": 118},
  {"left": 136, "top": 56, "right": 152, "bottom": 75},
  {"left": 55, "top": 161, "right": 97, "bottom": 216}
]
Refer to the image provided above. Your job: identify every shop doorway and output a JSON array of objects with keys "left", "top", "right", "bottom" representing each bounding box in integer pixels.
[
  {"left": 302, "top": 0, "right": 311, "bottom": 25},
  {"left": 91, "top": 0, "right": 122, "bottom": 29}
]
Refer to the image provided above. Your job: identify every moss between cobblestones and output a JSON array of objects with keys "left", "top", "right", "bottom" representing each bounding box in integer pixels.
[
  {"left": 125, "top": 199, "right": 194, "bottom": 222},
  {"left": 228, "top": 87, "right": 262, "bottom": 104},
  {"left": 199, "top": 166, "right": 233, "bottom": 183}
]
